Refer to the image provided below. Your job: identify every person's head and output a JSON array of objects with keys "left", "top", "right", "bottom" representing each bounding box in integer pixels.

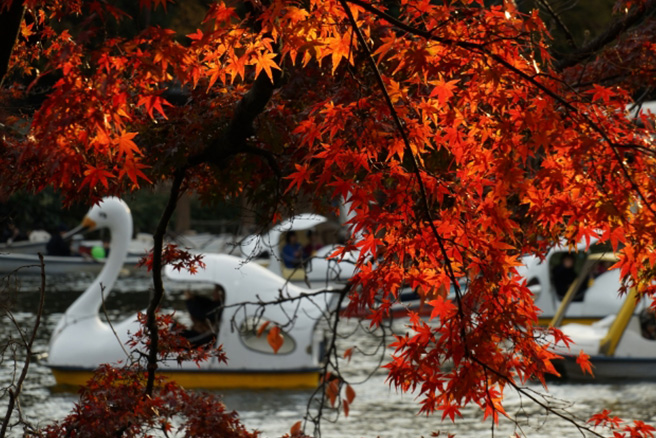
[
  {"left": 640, "top": 308, "right": 656, "bottom": 339},
  {"left": 186, "top": 295, "right": 213, "bottom": 321},
  {"left": 561, "top": 254, "right": 575, "bottom": 268},
  {"left": 286, "top": 231, "right": 297, "bottom": 244},
  {"left": 213, "top": 284, "right": 225, "bottom": 302}
]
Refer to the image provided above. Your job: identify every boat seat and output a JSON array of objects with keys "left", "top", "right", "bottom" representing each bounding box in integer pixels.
[{"left": 282, "top": 266, "right": 306, "bottom": 281}]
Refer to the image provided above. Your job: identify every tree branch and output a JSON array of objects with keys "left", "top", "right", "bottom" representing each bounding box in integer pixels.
[
  {"left": 535, "top": 0, "right": 578, "bottom": 51},
  {"left": 0, "top": 1, "right": 24, "bottom": 85},
  {"left": 188, "top": 60, "right": 283, "bottom": 178},
  {"left": 144, "top": 168, "right": 186, "bottom": 396},
  {"left": 1, "top": 254, "right": 45, "bottom": 436},
  {"left": 555, "top": 0, "right": 656, "bottom": 71}
]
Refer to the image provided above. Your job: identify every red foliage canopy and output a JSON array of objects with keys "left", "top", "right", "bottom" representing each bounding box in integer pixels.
[{"left": 2, "top": 0, "right": 656, "bottom": 435}]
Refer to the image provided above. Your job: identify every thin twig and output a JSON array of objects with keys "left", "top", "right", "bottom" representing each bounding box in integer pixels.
[
  {"left": 100, "top": 283, "right": 131, "bottom": 360},
  {"left": 536, "top": 0, "right": 578, "bottom": 51},
  {"left": 0, "top": 254, "right": 46, "bottom": 437}
]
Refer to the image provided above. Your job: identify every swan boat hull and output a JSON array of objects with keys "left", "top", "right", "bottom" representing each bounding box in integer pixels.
[
  {"left": 548, "top": 282, "right": 656, "bottom": 382},
  {"left": 48, "top": 365, "right": 320, "bottom": 390},
  {"left": 0, "top": 252, "right": 143, "bottom": 276},
  {"left": 553, "top": 355, "right": 656, "bottom": 382}
]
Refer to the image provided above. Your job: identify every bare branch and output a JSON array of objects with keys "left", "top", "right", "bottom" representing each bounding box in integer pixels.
[
  {"left": 555, "top": 0, "right": 656, "bottom": 71},
  {"left": 0, "top": 1, "right": 24, "bottom": 85},
  {"left": 535, "top": 0, "right": 578, "bottom": 51},
  {"left": 1, "top": 254, "right": 46, "bottom": 437}
]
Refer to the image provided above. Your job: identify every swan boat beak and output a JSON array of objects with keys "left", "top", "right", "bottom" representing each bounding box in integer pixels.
[{"left": 63, "top": 217, "right": 97, "bottom": 240}]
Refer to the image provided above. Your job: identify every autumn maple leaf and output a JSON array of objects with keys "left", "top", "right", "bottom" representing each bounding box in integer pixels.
[
  {"left": 251, "top": 50, "right": 280, "bottom": 82},
  {"left": 576, "top": 350, "right": 595, "bottom": 377}
]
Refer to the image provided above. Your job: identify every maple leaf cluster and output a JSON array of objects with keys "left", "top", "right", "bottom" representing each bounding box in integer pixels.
[
  {"left": 38, "top": 364, "right": 255, "bottom": 438},
  {"left": 138, "top": 243, "right": 206, "bottom": 274},
  {"left": 126, "top": 311, "right": 227, "bottom": 366}
]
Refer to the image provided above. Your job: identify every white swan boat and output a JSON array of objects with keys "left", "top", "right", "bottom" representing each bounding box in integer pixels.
[
  {"left": 0, "top": 231, "right": 150, "bottom": 276},
  {"left": 47, "top": 198, "right": 333, "bottom": 389},
  {"left": 545, "top": 252, "right": 656, "bottom": 381},
  {"left": 517, "top": 242, "right": 626, "bottom": 325},
  {"left": 240, "top": 213, "right": 357, "bottom": 287}
]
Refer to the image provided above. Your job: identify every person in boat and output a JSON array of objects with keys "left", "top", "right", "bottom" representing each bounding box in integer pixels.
[
  {"left": 102, "top": 236, "right": 111, "bottom": 257},
  {"left": 640, "top": 307, "right": 656, "bottom": 340},
  {"left": 552, "top": 253, "right": 578, "bottom": 299},
  {"left": 282, "top": 231, "right": 303, "bottom": 268},
  {"left": 207, "top": 284, "right": 225, "bottom": 330},
  {"left": 46, "top": 224, "right": 72, "bottom": 256},
  {"left": 181, "top": 285, "right": 225, "bottom": 347},
  {"left": 303, "top": 229, "right": 323, "bottom": 260},
  {"left": 2, "top": 222, "right": 27, "bottom": 244}
]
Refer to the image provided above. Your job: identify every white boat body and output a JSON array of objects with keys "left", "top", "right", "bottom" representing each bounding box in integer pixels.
[
  {"left": 0, "top": 239, "right": 50, "bottom": 254},
  {"left": 540, "top": 246, "right": 656, "bottom": 381},
  {"left": 48, "top": 254, "right": 332, "bottom": 372},
  {"left": 0, "top": 231, "right": 151, "bottom": 276},
  {"left": 163, "top": 253, "right": 334, "bottom": 371}
]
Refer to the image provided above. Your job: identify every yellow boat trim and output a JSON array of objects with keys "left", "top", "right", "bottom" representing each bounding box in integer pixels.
[
  {"left": 538, "top": 317, "right": 601, "bottom": 326},
  {"left": 50, "top": 368, "right": 320, "bottom": 390},
  {"left": 598, "top": 287, "right": 640, "bottom": 356}
]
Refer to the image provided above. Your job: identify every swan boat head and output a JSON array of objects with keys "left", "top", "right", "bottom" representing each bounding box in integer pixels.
[{"left": 48, "top": 197, "right": 135, "bottom": 368}]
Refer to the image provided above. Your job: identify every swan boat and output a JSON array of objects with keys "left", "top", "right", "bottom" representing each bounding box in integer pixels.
[
  {"left": 0, "top": 252, "right": 145, "bottom": 276},
  {"left": 0, "top": 230, "right": 149, "bottom": 276},
  {"left": 516, "top": 241, "right": 627, "bottom": 325},
  {"left": 47, "top": 198, "right": 333, "bottom": 389},
  {"left": 240, "top": 213, "right": 357, "bottom": 288},
  {"left": 238, "top": 214, "right": 424, "bottom": 318},
  {"left": 545, "top": 252, "right": 656, "bottom": 381}
]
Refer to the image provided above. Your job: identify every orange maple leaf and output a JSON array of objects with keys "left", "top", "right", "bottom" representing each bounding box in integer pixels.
[
  {"left": 114, "top": 132, "right": 141, "bottom": 159},
  {"left": 576, "top": 350, "right": 595, "bottom": 377},
  {"left": 251, "top": 51, "right": 280, "bottom": 83},
  {"left": 325, "top": 31, "right": 354, "bottom": 74},
  {"left": 290, "top": 421, "right": 303, "bottom": 436},
  {"left": 267, "top": 325, "right": 284, "bottom": 353},
  {"left": 137, "top": 95, "right": 172, "bottom": 120},
  {"left": 81, "top": 164, "right": 113, "bottom": 189},
  {"left": 429, "top": 78, "right": 459, "bottom": 105}
]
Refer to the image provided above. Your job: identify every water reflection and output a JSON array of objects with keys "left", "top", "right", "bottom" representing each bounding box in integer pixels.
[{"left": 1, "top": 276, "right": 656, "bottom": 437}]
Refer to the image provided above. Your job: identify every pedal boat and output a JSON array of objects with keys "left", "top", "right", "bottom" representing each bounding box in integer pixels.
[
  {"left": 548, "top": 253, "right": 656, "bottom": 381},
  {"left": 47, "top": 198, "right": 332, "bottom": 389}
]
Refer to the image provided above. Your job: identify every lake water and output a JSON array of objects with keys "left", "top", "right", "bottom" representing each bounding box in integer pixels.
[{"left": 1, "top": 275, "right": 656, "bottom": 437}]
